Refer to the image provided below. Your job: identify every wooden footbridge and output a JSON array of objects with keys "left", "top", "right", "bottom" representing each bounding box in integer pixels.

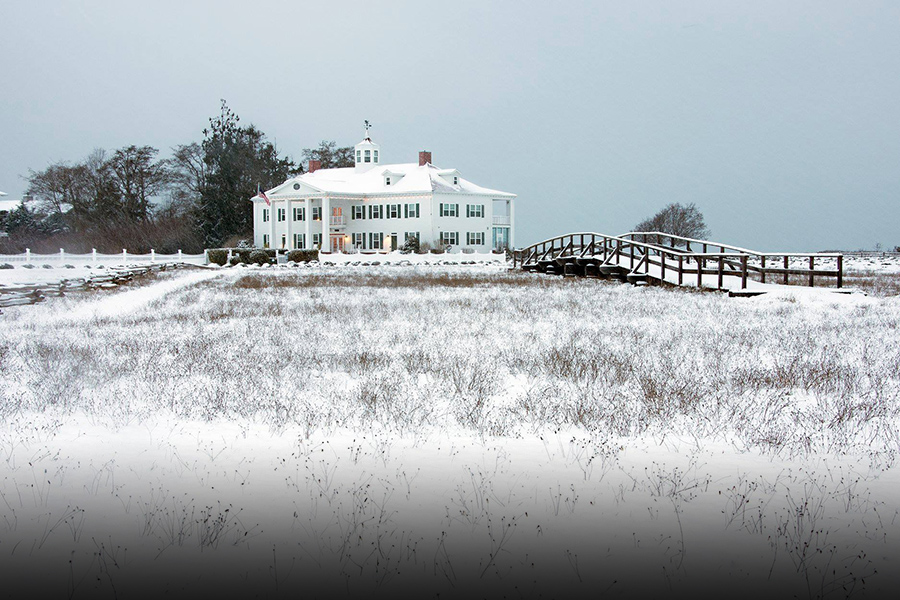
[{"left": 513, "top": 232, "right": 843, "bottom": 296}]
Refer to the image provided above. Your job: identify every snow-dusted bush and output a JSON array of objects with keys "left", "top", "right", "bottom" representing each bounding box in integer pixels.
[
  {"left": 248, "top": 249, "right": 269, "bottom": 265},
  {"left": 207, "top": 249, "right": 228, "bottom": 266},
  {"left": 287, "top": 249, "right": 317, "bottom": 263}
]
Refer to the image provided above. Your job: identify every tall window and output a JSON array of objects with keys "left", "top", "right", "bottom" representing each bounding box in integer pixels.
[
  {"left": 356, "top": 150, "right": 361, "bottom": 162},
  {"left": 352, "top": 205, "right": 365, "bottom": 220},
  {"left": 293, "top": 233, "right": 306, "bottom": 249},
  {"left": 313, "top": 233, "right": 322, "bottom": 248},
  {"left": 277, "top": 208, "right": 286, "bottom": 222},
  {"left": 467, "top": 232, "right": 485, "bottom": 245},
  {"left": 262, "top": 208, "right": 270, "bottom": 223},
  {"left": 374, "top": 150, "right": 379, "bottom": 163},
  {"left": 281, "top": 234, "right": 287, "bottom": 248},
  {"left": 404, "top": 203, "right": 420, "bottom": 218},
  {"left": 263, "top": 234, "right": 270, "bottom": 248},
  {"left": 440, "top": 231, "right": 458, "bottom": 246},
  {"left": 440, "top": 203, "right": 459, "bottom": 217},
  {"left": 312, "top": 206, "right": 321, "bottom": 221},
  {"left": 368, "top": 232, "right": 382, "bottom": 250},
  {"left": 387, "top": 204, "right": 399, "bottom": 219},
  {"left": 453, "top": 176, "right": 459, "bottom": 185},
  {"left": 369, "top": 205, "right": 383, "bottom": 219},
  {"left": 353, "top": 232, "right": 365, "bottom": 249},
  {"left": 364, "top": 150, "right": 371, "bottom": 163},
  {"left": 466, "top": 204, "right": 484, "bottom": 218},
  {"left": 293, "top": 206, "right": 305, "bottom": 221}
]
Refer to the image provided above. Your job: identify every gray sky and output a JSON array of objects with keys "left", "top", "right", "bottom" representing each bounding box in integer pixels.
[{"left": 1, "top": 0, "right": 898, "bottom": 251}]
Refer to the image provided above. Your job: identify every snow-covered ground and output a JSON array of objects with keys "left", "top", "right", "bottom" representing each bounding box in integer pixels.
[{"left": 1, "top": 266, "right": 899, "bottom": 598}]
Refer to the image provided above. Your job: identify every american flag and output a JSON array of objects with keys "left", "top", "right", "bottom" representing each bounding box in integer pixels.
[{"left": 257, "top": 184, "right": 270, "bottom": 206}]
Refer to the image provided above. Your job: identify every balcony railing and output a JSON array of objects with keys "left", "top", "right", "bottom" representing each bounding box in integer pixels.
[
  {"left": 330, "top": 215, "right": 346, "bottom": 227},
  {"left": 492, "top": 215, "right": 511, "bottom": 226}
]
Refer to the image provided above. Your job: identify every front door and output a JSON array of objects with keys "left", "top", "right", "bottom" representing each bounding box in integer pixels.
[{"left": 330, "top": 235, "right": 345, "bottom": 253}]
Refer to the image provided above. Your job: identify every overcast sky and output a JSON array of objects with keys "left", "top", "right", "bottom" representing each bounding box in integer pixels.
[{"left": 1, "top": 0, "right": 898, "bottom": 250}]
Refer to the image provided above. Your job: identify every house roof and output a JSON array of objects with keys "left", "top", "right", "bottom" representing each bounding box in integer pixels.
[
  {"left": 260, "top": 162, "right": 515, "bottom": 200},
  {"left": 0, "top": 197, "right": 22, "bottom": 212}
]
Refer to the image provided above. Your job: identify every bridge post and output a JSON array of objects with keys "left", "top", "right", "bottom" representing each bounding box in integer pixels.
[
  {"left": 660, "top": 251, "right": 666, "bottom": 281},
  {"left": 783, "top": 256, "right": 789, "bottom": 284},
  {"left": 760, "top": 255, "right": 766, "bottom": 284},
  {"left": 697, "top": 257, "right": 703, "bottom": 288},
  {"left": 837, "top": 255, "right": 843, "bottom": 288},
  {"left": 809, "top": 256, "right": 815, "bottom": 287},
  {"left": 678, "top": 255, "right": 683, "bottom": 285},
  {"left": 741, "top": 255, "right": 748, "bottom": 289},
  {"left": 717, "top": 256, "right": 724, "bottom": 289}
]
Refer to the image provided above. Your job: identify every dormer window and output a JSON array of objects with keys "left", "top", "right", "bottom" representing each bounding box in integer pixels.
[
  {"left": 385, "top": 176, "right": 391, "bottom": 186},
  {"left": 453, "top": 176, "right": 459, "bottom": 185},
  {"left": 364, "top": 150, "right": 371, "bottom": 163}
]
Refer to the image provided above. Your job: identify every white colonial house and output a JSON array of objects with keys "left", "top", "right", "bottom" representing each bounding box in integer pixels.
[{"left": 251, "top": 131, "right": 515, "bottom": 252}]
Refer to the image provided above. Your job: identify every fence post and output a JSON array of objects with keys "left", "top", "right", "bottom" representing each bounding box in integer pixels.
[
  {"left": 660, "top": 251, "right": 666, "bottom": 281},
  {"left": 204, "top": 249, "right": 209, "bottom": 265},
  {"left": 678, "top": 255, "right": 683, "bottom": 285},
  {"left": 92, "top": 248, "right": 97, "bottom": 263},
  {"left": 26, "top": 248, "right": 31, "bottom": 263},
  {"left": 178, "top": 249, "right": 183, "bottom": 262},
  {"left": 60, "top": 248, "right": 65, "bottom": 262},
  {"left": 150, "top": 249, "right": 155, "bottom": 263},
  {"left": 717, "top": 255, "right": 724, "bottom": 290},
  {"left": 122, "top": 249, "right": 127, "bottom": 264},
  {"left": 697, "top": 257, "right": 703, "bottom": 288},
  {"left": 783, "top": 256, "right": 789, "bottom": 285}
]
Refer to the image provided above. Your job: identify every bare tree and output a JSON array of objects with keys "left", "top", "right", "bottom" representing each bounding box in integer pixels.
[
  {"left": 302, "top": 140, "right": 354, "bottom": 169},
  {"left": 634, "top": 202, "right": 710, "bottom": 246}
]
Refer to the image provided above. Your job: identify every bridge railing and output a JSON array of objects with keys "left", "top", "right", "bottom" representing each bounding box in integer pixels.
[{"left": 514, "top": 232, "right": 843, "bottom": 290}]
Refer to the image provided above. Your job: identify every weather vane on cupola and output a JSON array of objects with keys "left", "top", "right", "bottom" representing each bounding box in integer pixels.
[{"left": 364, "top": 120, "right": 372, "bottom": 138}]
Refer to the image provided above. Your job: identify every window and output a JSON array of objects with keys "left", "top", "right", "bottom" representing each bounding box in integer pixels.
[
  {"left": 387, "top": 204, "right": 399, "bottom": 219},
  {"left": 280, "top": 234, "right": 287, "bottom": 248},
  {"left": 312, "top": 206, "right": 321, "bottom": 221},
  {"left": 262, "top": 208, "right": 270, "bottom": 223},
  {"left": 352, "top": 205, "right": 365, "bottom": 220},
  {"left": 440, "top": 231, "right": 458, "bottom": 246},
  {"left": 263, "top": 234, "right": 270, "bottom": 248},
  {"left": 374, "top": 150, "right": 379, "bottom": 163},
  {"left": 439, "top": 203, "right": 459, "bottom": 217},
  {"left": 364, "top": 149, "right": 371, "bottom": 163},
  {"left": 368, "top": 232, "right": 382, "bottom": 250},
  {"left": 405, "top": 232, "right": 419, "bottom": 243},
  {"left": 385, "top": 176, "right": 391, "bottom": 186},
  {"left": 293, "top": 206, "right": 305, "bottom": 221},
  {"left": 404, "top": 203, "right": 420, "bottom": 218},
  {"left": 466, "top": 204, "right": 484, "bottom": 218},
  {"left": 313, "top": 233, "right": 322, "bottom": 248},
  {"left": 293, "top": 233, "right": 306, "bottom": 249},
  {"left": 369, "top": 204, "right": 383, "bottom": 219},
  {"left": 353, "top": 232, "right": 365, "bottom": 249},
  {"left": 467, "top": 232, "right": 485, "bottom": 245},
  {"left": 356, "top": 150, "right": 361, "bottom": 163},
  {"left": 277, "top": 208, "right": 286, "bottom": 222},
  {"left": 453, "top": 176, "right": 459, "bottom": 185}
]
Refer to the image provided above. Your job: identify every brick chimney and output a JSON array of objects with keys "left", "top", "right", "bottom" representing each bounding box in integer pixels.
[
  {"left": 308, "top": 160, "right": 322, "bottom": 173},
  {"left": 418, "top": 151, "right": 432, "bottom": 167}
]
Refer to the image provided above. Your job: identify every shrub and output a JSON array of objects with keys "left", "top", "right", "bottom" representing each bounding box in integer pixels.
[
  {"left": 22, "top": 263, "right": 35, "bottom": 269},
  {"left": 400, "top": 236, "right": 420, "bottom": 254},
  {"left": 417, "top": 241, "right": 432, "bottom": 254},
  {"left": 287, "top": 249, "right": 318, "bottom": 263},
  {"left": 229, "top": 256, "right": 241, "bottom": 266},
  {"left": 42, "top": 264, "right": 54, "bottom": 269},
  {"left": 430, "top": 248, "right": 445, "bottom": 254},
  {"left": 207, "top": 249, "right": 228, "bottom": 266},
  {"left": 0, "top": 263, "right": 13, "bottom": 269},
  {"left": 249, "top": 250, "right": 270, "bottom": 265}
]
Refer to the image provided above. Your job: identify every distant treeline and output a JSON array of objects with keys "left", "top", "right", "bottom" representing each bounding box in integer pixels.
[{"left": 1, "top": 100, "right": 353, "bottom": 253}]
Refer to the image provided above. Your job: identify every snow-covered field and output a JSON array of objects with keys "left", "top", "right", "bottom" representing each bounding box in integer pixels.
[{"left": 1, "top": 264, "right": 899, "bottom": 598}]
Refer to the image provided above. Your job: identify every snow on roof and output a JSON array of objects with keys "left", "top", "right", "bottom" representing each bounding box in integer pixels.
[
  {"left": 0, "top": 197, "right": 22, "bottom": 212},
  {"left": 264, "top": 162, "right": 515, "bottom": 199}
]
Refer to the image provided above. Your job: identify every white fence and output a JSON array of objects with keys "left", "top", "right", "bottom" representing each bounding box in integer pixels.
[{"left": 0, "top": 249, "right": 209, "bottom": 266}]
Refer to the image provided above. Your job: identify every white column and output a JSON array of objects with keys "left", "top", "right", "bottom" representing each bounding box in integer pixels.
[
  {"left": 508, "top": 199, "right": 515, "bottom": 250},
  {"left": 269, "top": 201, "right": 275, "bottom": 249},
  {"left": 322, "top": 196, "right": 331, "bottom": 251},
  {"left": 304, "top": 199, "right": 312, "bottom": 249},
  {"left": 286, "top": 199, "right": 293, "bottom": 249}
]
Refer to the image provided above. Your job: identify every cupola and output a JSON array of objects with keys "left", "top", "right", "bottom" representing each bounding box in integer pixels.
[{"left": 354, "top": 120, "right": 380, "bottom": 173}]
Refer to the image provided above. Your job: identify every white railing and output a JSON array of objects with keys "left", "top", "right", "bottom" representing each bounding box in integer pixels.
[
  {"left": 0, "top": 248, "right": 208, "bottom": 266},
  {"left": 493, "top": 216, "right": 510, "bottom": 226},
  {"left": 330, "top": 215, "right": 346, "bottom": 226}
]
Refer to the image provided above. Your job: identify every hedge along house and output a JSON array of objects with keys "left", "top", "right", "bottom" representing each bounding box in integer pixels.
[{"left": 251, "top": 128, "right": 516, "bottom": 253}]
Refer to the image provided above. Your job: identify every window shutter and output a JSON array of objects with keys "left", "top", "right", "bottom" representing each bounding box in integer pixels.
[{"left": 455, "top": 204, "right": 459, "bottom": 217}]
